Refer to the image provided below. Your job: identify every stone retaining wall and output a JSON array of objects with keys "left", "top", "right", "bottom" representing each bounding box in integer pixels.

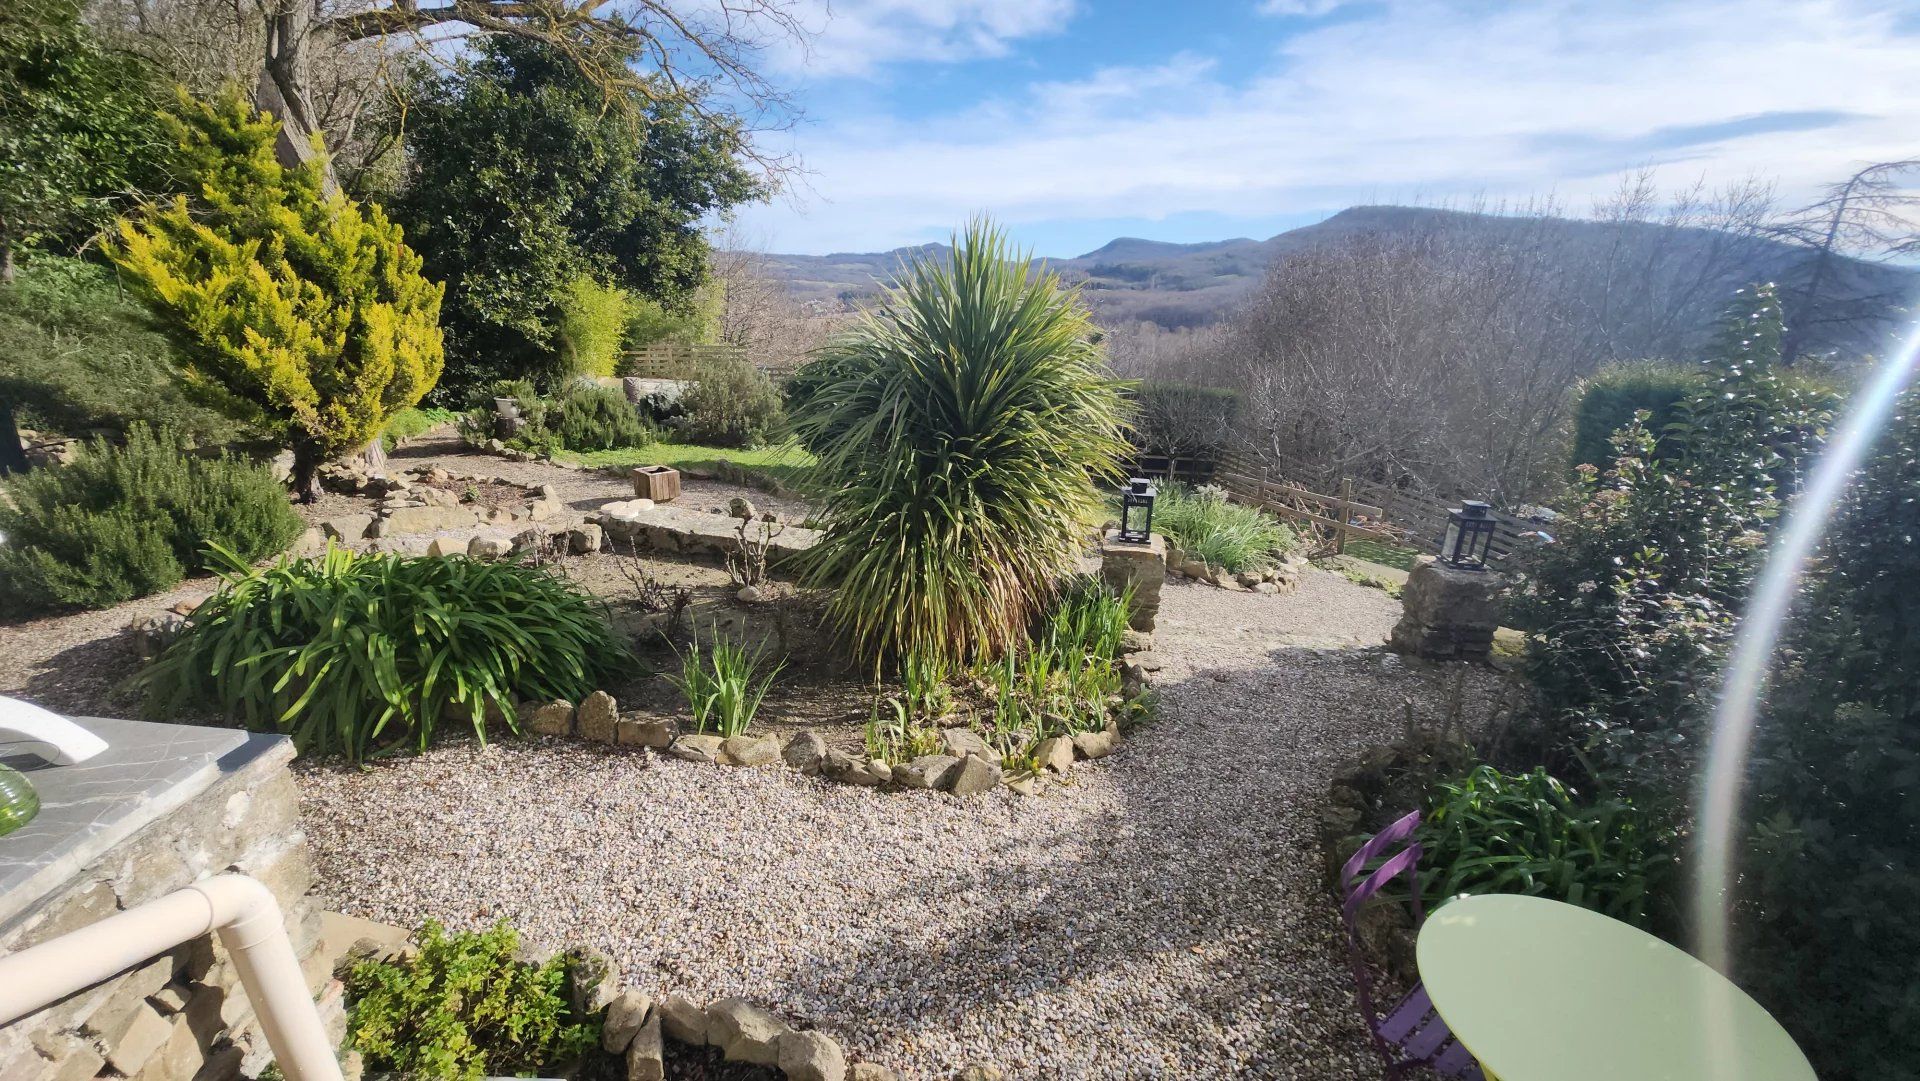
[{"left": 0, "top": 741, "right": 334, "bottom": 1081}]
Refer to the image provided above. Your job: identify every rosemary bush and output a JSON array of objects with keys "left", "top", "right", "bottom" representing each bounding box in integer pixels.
[{"left": 0, "top": 425, "right": 302, "bottom": 610}]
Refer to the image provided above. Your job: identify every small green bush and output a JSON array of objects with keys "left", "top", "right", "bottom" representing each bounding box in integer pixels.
[
  {"left": 670, "top": 632, "right": 782, "bottom": 737},
  {"left": 676, "top": 359, "right": 784, "bottom": 448},
  {"left": 0, "top": 426, "right": 302, "bottom": 610},
  {"left": 547, "top": 383, "right": 653, "bottom": 452},
  {"left": 1569, "top": 361, "right": 1701, "bottom": 470},
  {"left": 1152, "top": 483, "right": 1294, "bottom": 573},
  {"left": 1413, "top": 765, "right": 1672, "bottom": 926},
  {"left": 345, "top": 920, "right": 596, "bottom": 1081},
  {"left": 132, "top": 546, "right": 625, "bottom": 759}
]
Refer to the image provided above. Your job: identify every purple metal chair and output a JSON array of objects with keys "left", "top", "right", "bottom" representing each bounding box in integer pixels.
[{"left": 1339, "top": 811, "right": 1484, "bottom": 1081}]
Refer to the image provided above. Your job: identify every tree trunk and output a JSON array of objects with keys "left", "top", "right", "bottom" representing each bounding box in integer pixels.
[
  {"left": 255, "top": 0, "right": 334, "bottom": 190},
  {"left": 0, "top": 398, "right": 28, "bottom": 475},
  {"left": 1, "top": 240, "right": 15, "bottom": 285},
  {"left": 289, "top": 439, "right": 323, "bottom": 503}
]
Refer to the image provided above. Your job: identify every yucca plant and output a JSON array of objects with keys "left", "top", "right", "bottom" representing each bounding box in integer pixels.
[
  {"left": 792, "top": 218, "right": 1132, "bottom": 674},
  {"left": 131, "top": 544, "right": 625, "bottom": 760},
  {"left": 670, "top": 632, "right": 782, "bottom": 737}
]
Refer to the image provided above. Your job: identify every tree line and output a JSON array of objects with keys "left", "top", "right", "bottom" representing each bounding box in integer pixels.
[{"left": 1115, "top": 172, "right": 1920, "bottom": 508}]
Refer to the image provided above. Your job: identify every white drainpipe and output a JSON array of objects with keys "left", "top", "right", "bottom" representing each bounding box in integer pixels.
[{"left": 0, "top": 874, "right": 344, "bottom": 1081}]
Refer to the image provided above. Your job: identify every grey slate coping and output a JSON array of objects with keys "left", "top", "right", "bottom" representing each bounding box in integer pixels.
[{"left": 0, "top": 715, "right": 290, "bottom": 931}]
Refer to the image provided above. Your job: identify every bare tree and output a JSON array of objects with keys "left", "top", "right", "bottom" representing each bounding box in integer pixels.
[
  {"left": 1768, "top": 159, "right": 1920, "bottom": 362},
  {"left": 707, "top": 223, "right": 842, "bottom": 371},
  {"left": 95, "top": 0, "right": 809, "bottom": 188},
  {"left": 1212, "top": 180, "right": 1793, "bottom": 505}
]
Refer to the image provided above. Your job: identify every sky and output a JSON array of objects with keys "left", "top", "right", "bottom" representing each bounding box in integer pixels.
[{"left": 725, "top": 0, "right": 1920, "bottom": 257}]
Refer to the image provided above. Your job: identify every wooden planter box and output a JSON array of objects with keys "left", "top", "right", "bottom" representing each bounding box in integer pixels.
[{"left": 631, "top": 465, "right": 681, "bottom": 503}]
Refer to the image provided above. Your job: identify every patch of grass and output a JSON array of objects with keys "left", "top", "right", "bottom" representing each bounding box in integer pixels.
[
  {"left": 563, "top": 441, "right": 817, "bottom": 491},
  {"left": 1344, "top": 538, "right": 1421, "bottom": 571},
  {"left": 381, "top": 406, "right": 458, "bottom": 449},
  {"left": 1152, "top": 483, "right": 1296, "bottom": 574},
  {"left": 1327, "top": 560, "right": 1404, "bottom": 598}
]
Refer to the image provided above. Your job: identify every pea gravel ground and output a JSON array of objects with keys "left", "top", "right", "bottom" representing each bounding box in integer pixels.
[{"left": 297, "top": 570, "right": 1504, "bottom": 1080}]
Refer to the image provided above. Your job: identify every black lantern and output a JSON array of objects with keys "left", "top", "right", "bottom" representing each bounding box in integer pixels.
[
  {"left": 1441, "top": 500, "right": 1497, "bottom": 569},
  {"left": 1118, "top": 478, "right": 1157, "bottom": 543}
]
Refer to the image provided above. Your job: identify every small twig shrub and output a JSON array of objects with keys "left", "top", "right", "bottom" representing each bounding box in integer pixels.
[
  {"left": 345, "top": 920, "right": 596, "bottom": 1081},
  {"left": 725, "top": 515, "right": 784, "bottom": 588},
  {"left": 670, "top": 632, "right": 782, "bottom": 736},
  {"left": 0, "top": 425, "right": 302, "bottom": 610},
  {"left": 1152, "top": 482, "right": 1294, "bottom": 574},
  {"left": 131, "top": 545, "right": 624, "bottom": 759}
]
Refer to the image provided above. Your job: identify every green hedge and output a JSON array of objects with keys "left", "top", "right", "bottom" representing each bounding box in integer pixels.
[
  {"left": 1569, "top": 361, "right": 1701, "bottom": 470},
  {"left": 0, "top": 426, "right": 302, "bottom": 610}
]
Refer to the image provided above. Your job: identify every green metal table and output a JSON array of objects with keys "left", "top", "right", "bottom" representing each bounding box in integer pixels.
[{"left": 1415, "top": 894, "right": 1816, "bottom": 1081}]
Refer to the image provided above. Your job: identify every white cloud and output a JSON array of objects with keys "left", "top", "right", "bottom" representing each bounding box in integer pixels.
[
  {"left": 744, "top": 0, "right": 1920, "bottom": 252},
  {"left": 1256, "top": 0, "right": 1356, "bottom": 15},
  {"left": 770, "top": 0, "right": 1079, "bottom": 77}
]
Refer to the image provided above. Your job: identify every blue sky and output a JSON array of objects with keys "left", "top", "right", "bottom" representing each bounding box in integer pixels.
[{"left": 728, "top": 0, "right": 1920, "bottom": 256}]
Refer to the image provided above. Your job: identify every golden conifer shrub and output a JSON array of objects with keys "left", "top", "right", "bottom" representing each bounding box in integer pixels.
[{"left": 107, "top": 88, "right": 444, "bottom": 499}]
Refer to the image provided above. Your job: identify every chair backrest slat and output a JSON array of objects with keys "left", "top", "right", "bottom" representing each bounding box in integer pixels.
[{"left": 1339, "top": 809, "right": 1422, "bottom": 898}]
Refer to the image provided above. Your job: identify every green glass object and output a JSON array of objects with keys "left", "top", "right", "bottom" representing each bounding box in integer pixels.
[{"left": 0, "top": 764, "right": 39, "bottom": 837}]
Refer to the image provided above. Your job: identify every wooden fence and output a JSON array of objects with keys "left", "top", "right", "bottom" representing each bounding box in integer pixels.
[
  {"left": 1211, "top": 451, "right": 1544, "bottom": 562},
  {"left": 619, "top": 342, "right": 805, "bottom": 380}
]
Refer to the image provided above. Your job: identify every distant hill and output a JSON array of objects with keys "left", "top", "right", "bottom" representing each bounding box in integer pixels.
[{"left": 761, "top": 205, "right": 1919, "bottom": 357}]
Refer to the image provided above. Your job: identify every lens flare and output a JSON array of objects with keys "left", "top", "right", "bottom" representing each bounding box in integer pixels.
[{"left": 1693, "top": 317, "right": 1920, "bottom": 977}]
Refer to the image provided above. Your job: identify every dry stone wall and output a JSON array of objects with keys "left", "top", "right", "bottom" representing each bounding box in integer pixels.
[{"left": 0, "top": 743, "right": 334, "bottom": 1081}]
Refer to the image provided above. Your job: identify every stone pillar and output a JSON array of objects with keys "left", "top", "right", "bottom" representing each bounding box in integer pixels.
[
  {"left": 1389, "top": 556, "right": 1504, "bottom": 661},
  {"left": 1100, "top": 530, "right": 1167, "bottom": 633}
]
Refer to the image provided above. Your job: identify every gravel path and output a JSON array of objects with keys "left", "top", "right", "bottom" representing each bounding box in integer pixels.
[{"left": 301, "top": 570, "right": 1504, "bottom": 1080}]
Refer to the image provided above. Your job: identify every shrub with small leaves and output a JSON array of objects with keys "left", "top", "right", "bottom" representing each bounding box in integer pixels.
[
  {"left": 345, "top": 920, "right": 596, "bottom": 1081},
  {"left": 0, "top": 425, "right": 302, "bottom": 610}
]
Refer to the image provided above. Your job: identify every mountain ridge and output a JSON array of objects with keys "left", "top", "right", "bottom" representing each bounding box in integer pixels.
[{"left": 760, "top": 205, "right": 1917, "bottom": 356}]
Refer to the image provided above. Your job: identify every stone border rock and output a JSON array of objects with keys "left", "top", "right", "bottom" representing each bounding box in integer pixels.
[
  {"left": 604, "top": 982, "right": 904, "bottom": 1081},
  {"left": 1318, "top": 732, "right": 1477, "bottom": 985},
  {"left": 1164, "top": 544, "right": 1306, "bottom": 594},
  {"left": 512, "top": 672, "right": 1155, "bottom": 799},
  {"left": 316, "top": 462, "right": 570, "bottom": 542}
]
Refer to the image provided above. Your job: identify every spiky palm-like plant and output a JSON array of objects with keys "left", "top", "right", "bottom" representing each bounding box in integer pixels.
[{"left": 792, "top": 220, "right": 1131, "bottom": 672}]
